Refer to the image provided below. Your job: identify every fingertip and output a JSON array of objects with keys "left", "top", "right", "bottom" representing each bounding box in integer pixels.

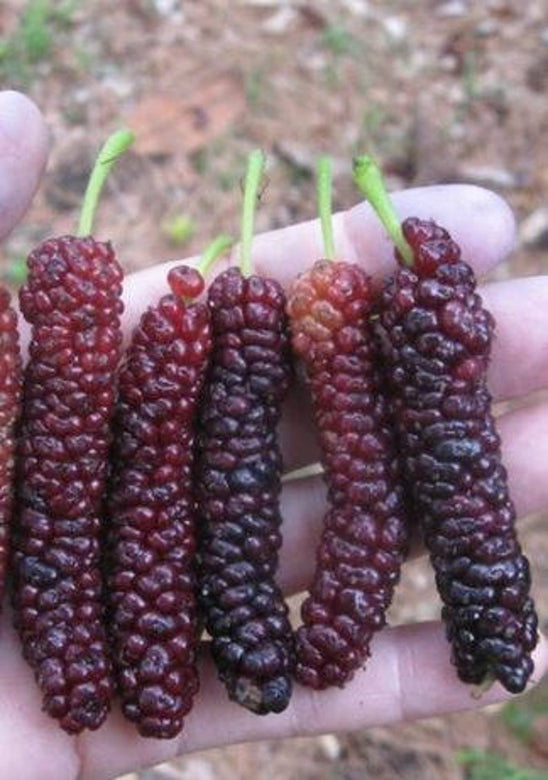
[
  {"left": 344, "top": 183, "right": 517, "bottom": 279},
  {"left": 0, "top": 90, "right": 49, "bottom": 148},
  {"left": 448, "top": 184, "right": 517, "bottom": 273},
  {"left": 532, "top": 631, "right": 548, "bottom": 681},
  {"left": 0, "top": 90, "right": 49, "bottom": 240}
]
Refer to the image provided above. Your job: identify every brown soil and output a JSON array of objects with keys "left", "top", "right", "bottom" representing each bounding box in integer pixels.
[{"left": 1, "top": 1, "right": 548, "bottom": 778}]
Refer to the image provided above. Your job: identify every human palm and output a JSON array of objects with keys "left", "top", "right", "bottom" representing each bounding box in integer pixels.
[{"left": 0, "top": 90, "right": 546, "bottom": 780}]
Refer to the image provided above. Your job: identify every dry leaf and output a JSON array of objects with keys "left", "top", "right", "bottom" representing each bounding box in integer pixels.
[{"left": 130, "top": 74, "right": 246, "bottom": 157}]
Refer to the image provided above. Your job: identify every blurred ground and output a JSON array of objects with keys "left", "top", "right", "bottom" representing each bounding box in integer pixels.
[{"left": 1, "top": 1, "right": 548, "bottom": 778}]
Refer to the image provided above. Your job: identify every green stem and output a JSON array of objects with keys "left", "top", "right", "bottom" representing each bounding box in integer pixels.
[
  {"left": 352, "top": 155, "right": 414, "bottom": 268},
  {"left": 240, "top": 149, "right": 265, "bottom": 277},
  {"left": 317, "top": 156, "right": 336, "bottom": 260},
  {"left": 77, "top": 129, "right": 135, "bottom": 237},
  {"left": 197, "top": 234, "right": 234, "bottom": 279},
  {"left": 470, "top": 674, "right": 496, "bottom": 700}
]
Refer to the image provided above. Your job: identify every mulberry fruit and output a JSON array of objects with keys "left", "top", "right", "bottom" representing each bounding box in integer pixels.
[
  {"left": 288, "top": 158, "right": 409, "bottom": 689},
  {"left": 11, "top": 131, "right": 133, "bottom": 733},
  {"left": 106, "top": 266, "right": 212, "bottom": 738},
  {"left": 376, "top": 216, "right": 538, "bottom": 693},
  {"left": 195, "top": 153, "right": 294, "bottom": 715},
  {"left": 195, "top": 266, "right": 295, "bottom": 714},
  {"left": 355, "top": 156, "right": 538, "bottom": 694},
  {"left": 13, "top": 235, "right": 123, "bottom": 732}
]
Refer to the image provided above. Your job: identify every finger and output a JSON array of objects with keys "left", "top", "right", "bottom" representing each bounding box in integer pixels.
[
  {"left": 254, "top": 183, "right": 516, "bottom": 288},
  {"left": 277, "top": 396, "right": 548, "bottom": 596},
  {"left": 0, "top": 91, "right": 49, "bottom": 240},
  {"left": 482, "top": 276, "right": 548, "bottom": 402},
  {"left": 120, "top": 184, "right": 515, "bottom": 335},
  {"left": 80, "top": 624, "right": 548, "bottom": 780}
]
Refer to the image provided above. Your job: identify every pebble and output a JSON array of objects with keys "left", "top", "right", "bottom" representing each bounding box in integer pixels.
[
  {"left": 383, "top": 16, "right": 408, "bottom": 43},
  {"left": 150, "top": 0, "right": 183, "bottom": 18},
  {"left": 178, "top": 759, "right": 218, "bottom": 780},
  {"left": 101, "top": 75, "right": 133, "bottom": 99},
  {"left": 262, "top": 7, "right": 297, "bottom": 33},
  {"left": 340, "top": 0, "right": 371, "bottom": 17},
  {"left": 436, "top": 1, "right": 468, "bottom": 17},
  {"left": 273, "top": 141, "right": 347, "bottom": 178},
  {"left": 318, "top": 734, "right": 343, "bottom": 761},
  {"left": 475, "top": 19, "right": 499, "bottom": 37},
  {"left": 458, "top": 165, "right": 521, "bottom": 189},
  {"left": 140, "top": 760, "right": 217, "bottom": 780},
  {"left": 242, "top": 0, "right": 292, "bottom": 5},
  {"left": 519, "top": 207, "right": 548, "bottom": 249}
]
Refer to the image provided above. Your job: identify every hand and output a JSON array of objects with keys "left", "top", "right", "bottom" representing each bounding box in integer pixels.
[{"left": 1, "top": 90, "right": 546, "bottom": 780}]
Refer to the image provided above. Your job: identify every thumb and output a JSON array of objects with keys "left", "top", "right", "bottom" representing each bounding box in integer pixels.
[{"left": 0, "top": 90, "right": 49, "bottom": 241}]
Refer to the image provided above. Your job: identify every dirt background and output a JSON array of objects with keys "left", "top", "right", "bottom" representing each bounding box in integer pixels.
[{"left": 1, "top": 1, "right": 548, "bottom": 778}]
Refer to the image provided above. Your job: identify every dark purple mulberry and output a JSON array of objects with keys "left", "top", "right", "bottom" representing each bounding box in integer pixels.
[
  {"left": 377, "top": 217, "right": 538, "bottom": 694},
  {"left": 13, "top": 236, "right": 123, "bottom": 733},
  {"left": 0, "top": 287, "right": 23, "bottom": 602},
  {"left": 195, "top": 267, "right": 294, "bottom": 714},
  {"left": 287, "top": 260, "right": 409, "bottom": 689},
  {"left": 106, "top": 266, "right": 211, "bottom": 739}
]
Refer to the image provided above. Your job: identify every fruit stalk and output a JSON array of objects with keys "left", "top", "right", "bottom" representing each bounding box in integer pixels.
[
  {"left": 12, "top": 131, "right": 132, "bottom": 733},
  {"left": 288, "top": 156, "right": 409, "bottom": 689},
  {"left": 195, "top": 150, "right": 295, "bottom": 714},
  {"left": 355, "top": 156, "right": 538, "bottom": 693}
]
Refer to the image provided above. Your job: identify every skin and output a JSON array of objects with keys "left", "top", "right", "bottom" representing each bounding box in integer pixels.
[{"left": 0, "top": 90, "right": 546, "bottom": 780}]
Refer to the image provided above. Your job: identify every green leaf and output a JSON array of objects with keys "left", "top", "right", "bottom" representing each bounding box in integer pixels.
[
  {"left": 21, "top": 0, "right": 52, "bottom": 62},
  {"left": 161, "top": 214, "right": 195, "bottom": 247},
  {"left": 501, "top": 701, "right": 535, "bottom": 743},
  {"left": 456, "top": 748, "right": 548, "bottom": 780}
]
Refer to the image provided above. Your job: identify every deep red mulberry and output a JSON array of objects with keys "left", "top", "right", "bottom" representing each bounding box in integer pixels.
[
  {"left": 377, "top": 217, "right": 538, "bottom": 693},
  {"left": 106, "top": 266, "right": 211, "bottom": 739},
  {"left": 195, "top": 267, "right": 295, "bottom": 714},
  {"left": 288, "top": 259, "right": 409, "bottom": 689},
  {"left": 0, "top": 287, "right": 23, "bottom": 602},
  {"left": 13, "top": 235, "right": 123, "bottom": 732}
]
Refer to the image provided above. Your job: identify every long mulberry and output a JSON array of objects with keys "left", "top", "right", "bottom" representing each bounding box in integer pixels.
[
  {"left": 288, "top": 158, "right": 409, "bottom": 689},
  {"left": 0, "top": 287, "right": 23, "bottom": 604},
  {"left": 13, "top": 235, "right": 122, "bottom": 732},
  {"left": 195, "top": 152, "right": 294, "bottom": 714},
  {"left": 11, "top": 131, "right": 133, "bottom": 733},
  {"left": 106, "top": 262, "right": 216, "bottom": 739},
  {"left": 355, "top": 157, "right": 539, "bottom": 694}
]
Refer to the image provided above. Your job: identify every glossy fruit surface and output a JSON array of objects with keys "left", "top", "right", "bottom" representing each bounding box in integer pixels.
[
  {"left": 13, "top": 235, "right": 123, "bottom": 733},
  {"left": 106, "top": 266, "right": 211, "bottom": 738},
  {"left": 289, "top": 259, "right": 409, "bottom": 688},
  {"left": 196, "top": 267, "right": 294, "bottom": 714},
  {"left": 378, "top": 217, "right": 538, "bottom": 693}
]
